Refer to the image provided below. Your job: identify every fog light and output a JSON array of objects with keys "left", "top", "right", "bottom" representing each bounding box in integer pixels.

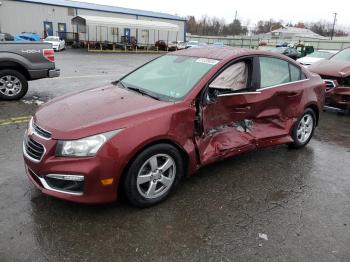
[
  {"left": 101, "top": 178, "right": 114, "bottom": 186},
  {"left": 46, "top": 174, "right": 84, "bottom": 181}
]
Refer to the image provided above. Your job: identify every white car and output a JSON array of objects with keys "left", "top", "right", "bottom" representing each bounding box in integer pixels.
[
  {"left": 44, "top": 36, "right": 65, "bottom": 51},
  {"left": 297, "top": 50, "right": 336, "bottom": 67},
  {"left": 186, "top": 40, "right": 199, "bottom": 48},
  {"left": 168, "top": 41, "right": 186, "bottom": 50}
]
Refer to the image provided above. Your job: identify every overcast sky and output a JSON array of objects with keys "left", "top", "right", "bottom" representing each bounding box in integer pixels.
[{"left": 76, "top": 0, "right": 350, "bottom": 29}]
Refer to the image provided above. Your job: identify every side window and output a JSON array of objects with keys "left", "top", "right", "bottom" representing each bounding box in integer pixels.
[
  {"left": 290, "top": 63, "right": 301, "bottom": 82},
  {"left": 210, "top": 61, "right": 248, "bottom": 91},
  {"left": 259, "top": 57, "right": 290, "bottom": 88}
]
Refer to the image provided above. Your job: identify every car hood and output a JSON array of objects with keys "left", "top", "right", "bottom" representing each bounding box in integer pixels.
[
  {"left": 34, "top": 85, "right": 171, "bottom": 139},
  {"left": 297, "top": 57, "right": 324, "bottom": 65},
  {"left": 44, "top": 41, "right": 59, "bottom": 45},
  {"left": 308, "top": 60, "right": 350, "bottom": 77}
]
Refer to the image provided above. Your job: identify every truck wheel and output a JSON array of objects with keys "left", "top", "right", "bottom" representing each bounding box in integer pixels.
[{"left": 0, "top": 69, "right": 28, "bottom": 100}]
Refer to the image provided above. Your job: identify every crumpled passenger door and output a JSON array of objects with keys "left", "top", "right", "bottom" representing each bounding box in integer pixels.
[{"left": 196, "top": 92, "right": 262, "bottom": 165}]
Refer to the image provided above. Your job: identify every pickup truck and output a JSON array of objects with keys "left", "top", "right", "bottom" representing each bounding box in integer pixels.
[{"left": 0, "top": 42, "right": 60, "bottom": 100}]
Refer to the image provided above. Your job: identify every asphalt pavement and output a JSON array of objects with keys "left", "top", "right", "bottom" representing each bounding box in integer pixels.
[{"left": 0, "top": 49, "right": 349, "bottom": 262}]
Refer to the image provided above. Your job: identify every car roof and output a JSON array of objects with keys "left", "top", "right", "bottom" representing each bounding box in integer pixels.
[{"left": 172, "top": 46, "right": 274, "bottom": 61}]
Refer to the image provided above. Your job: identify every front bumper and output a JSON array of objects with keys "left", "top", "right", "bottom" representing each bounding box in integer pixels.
[
  {"left": 23, "top": 131, "right": 120, "bottom": 204},
  {"left": 325, "top": 85, "right": 350, "bottom": 109}
]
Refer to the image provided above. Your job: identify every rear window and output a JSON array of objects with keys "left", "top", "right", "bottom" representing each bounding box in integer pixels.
[
  {"left": 259, "top": 57, "right": 290, "bottom": 88},
  {"left": 290, "top": 64, "right": 301, "bottom": 82}
]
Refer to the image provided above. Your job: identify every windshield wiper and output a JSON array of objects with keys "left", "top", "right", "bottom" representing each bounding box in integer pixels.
[
  {"left": 117, "top": 80, "right": 127, "bottom": 89},
  {"left": 125, "top": 85, "right": 161, "bottom": 101},
  {"left": 116, "top": 80, "right": 164, "bottom": 101}
]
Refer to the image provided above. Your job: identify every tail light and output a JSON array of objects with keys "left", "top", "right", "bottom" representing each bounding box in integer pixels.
[{"left": 43, "top": 49, "right": 55, "bottom": 62}]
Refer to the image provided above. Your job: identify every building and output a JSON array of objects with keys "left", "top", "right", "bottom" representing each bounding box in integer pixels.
[
  {"left": 260, "top": 26, "right": 326, "bottom": 40},
  {"left": 0, "top": 0, "right": 186, "bottom": 44}
]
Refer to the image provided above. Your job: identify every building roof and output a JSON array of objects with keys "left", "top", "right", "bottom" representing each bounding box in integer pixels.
[
  {"left": 271, "top": 26, "right": 326, "bottom": 39},
  {"left": 15, "top": 0, "right": 186, "bottom": 21},
  {"left": 72, "top": 15, "right": 179, "bottom": 31},
  {"left": 173, "top": 46, "right": 265, "bottom": 60}
]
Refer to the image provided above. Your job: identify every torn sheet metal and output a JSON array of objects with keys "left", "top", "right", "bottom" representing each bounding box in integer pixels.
[{"left": 207, "top": 119, "right": 253, "bottom": 135}]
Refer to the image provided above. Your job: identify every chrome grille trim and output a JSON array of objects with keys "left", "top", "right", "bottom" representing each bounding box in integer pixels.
[
  {"left": 32, "top": 122, "right": 52, "bottom": 139},
  {"left": 28, "top": 168, "right": 83, "bottom": 196},
  {"left": 324, "top": 79, "right": 336, "bottom": 91},
  {"left": 23, "top": 133, "right": 46, "bottom": 162}
]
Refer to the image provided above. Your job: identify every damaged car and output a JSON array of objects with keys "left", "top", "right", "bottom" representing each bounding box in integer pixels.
[
  {"left": 308, "top": 46, "right": 350, "bottom": 113},
  {"left": 23, "top": 47, "right": 325, "bottom": 207}
]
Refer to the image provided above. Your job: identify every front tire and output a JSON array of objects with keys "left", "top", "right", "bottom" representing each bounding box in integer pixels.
[
  {"left": 123, "top": 144, "right": 184, "bottom": 208},
  {"left": 289, "top": 109, "right": 316, "bottom": 148},
  {"left": 0, "top": 69, "right": 28, "bottom": 100}
]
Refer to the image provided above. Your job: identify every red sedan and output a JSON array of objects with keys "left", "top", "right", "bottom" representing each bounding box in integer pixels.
[
  {"left": 23, "top": 47, "right": 325, "bottom": 207},
  {"left": 308, "top": 46, "right": 350, "bottom": 113}
]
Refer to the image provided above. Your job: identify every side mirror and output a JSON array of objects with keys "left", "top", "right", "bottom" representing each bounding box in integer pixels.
[{"left": 206, "top": 87, "right": 220, "bottom": 104}]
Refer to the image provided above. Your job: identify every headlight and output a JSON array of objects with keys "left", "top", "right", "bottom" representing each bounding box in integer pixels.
[{"left": 56, "top": 130, "right": 122, "bottom": 157}]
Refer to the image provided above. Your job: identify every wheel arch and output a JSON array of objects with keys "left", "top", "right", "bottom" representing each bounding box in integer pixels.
[
  {"left": 0, "top": 61, "right": 30, "bottom": 80},
  {"left": 305, "top": 103, "right": 319, "bottom": 126}
]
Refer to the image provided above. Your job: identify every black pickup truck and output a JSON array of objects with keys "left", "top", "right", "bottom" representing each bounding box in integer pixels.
[{"left": 0, "top": 42, "right": 60, "bottom": 100}]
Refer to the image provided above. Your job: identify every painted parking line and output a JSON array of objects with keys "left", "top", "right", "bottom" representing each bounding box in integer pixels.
[{"left": 0, "top": 116, "right": 31, "bottom": 126}]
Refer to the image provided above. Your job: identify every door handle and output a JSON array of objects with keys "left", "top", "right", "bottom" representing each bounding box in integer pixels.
[
  {"left": 232, "top": 106, "right": 251, "bottom": 111},
  {"left": 286, "top": 92, "right": 300, "bottom": 98},
  {"left": 279, "top": 91, "right": 299, "bottom": 97},
  {"left": 287, "top": 92, "right": 298, "bottom": 96}
]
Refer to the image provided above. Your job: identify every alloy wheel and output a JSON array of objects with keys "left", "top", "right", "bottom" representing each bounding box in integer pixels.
[
  {"left": 136, "top": 154, "right": 176, "bottom": 199},
  {"left": 296, "top": 113, "right": 314, "bottom": 144},
  {"left": 0, "top": 75, "right": 22, "bottom": 97}
]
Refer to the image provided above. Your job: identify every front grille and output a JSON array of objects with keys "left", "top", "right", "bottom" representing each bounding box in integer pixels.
[
  {"left": 24, "top": 136, "right": 45, "bottom": 161},
  {"left": 32, "top": 122, "right": 51, "bottom": 139},
  {"left": 324, "top": 79, "right": 336, "bottom": 91}
]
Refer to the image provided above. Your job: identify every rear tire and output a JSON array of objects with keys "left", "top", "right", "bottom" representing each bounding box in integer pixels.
[
  {"left": 123, "top": 144, "right": 184, "bottom": 208},
  {"left": 0, "top": 69, "right": 28, "bottom": 100},
  {"left": 289, "top": 108, "right": 316, "bottom": 149}
]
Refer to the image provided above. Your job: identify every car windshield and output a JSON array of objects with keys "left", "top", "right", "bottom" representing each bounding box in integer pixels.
[
  {"left": 45, "top": 37, "right": 59, "bottom": 41},
  {"left": 307, "top": 51, "right": 333, "bottom": 59},
  {"left": 121, "top": 55, "right": 218, "bottom": 101},
  {"left": 330, "top": 48, "right": 350, "bottom": 61}
]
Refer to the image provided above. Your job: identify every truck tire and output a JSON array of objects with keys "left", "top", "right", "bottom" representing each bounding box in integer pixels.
[{"left": 0, "top": 69, "right": 28, "bottom": 100}]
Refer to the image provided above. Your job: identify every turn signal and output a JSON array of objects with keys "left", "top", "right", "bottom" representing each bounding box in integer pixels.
[{"left": 101, "top": 178, "right": 114, "bottom": 186}]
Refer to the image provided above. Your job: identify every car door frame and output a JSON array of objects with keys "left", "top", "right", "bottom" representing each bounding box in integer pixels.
[
  {"left": 252, "top": 55, "right": 309, "bottom": 147},
  {"left": 194, "top": 55, "right": 261, "bottom": 165}
]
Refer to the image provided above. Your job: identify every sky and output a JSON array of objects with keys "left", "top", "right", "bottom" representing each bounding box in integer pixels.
[{"left": 75, "top": 0, "right": 350, "bottom": 29}]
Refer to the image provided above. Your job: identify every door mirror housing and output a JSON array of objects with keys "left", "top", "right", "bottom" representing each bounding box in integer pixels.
[{"left": 206, "top": 87, "right": 220, "bottom": 104}]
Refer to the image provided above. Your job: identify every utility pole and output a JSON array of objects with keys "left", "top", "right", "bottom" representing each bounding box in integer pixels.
[
  {"left": 234, "top": 10, "right": 237, "bottom": 21},
  {"left": 331, "top": 12, "right": 337, "bottom": 40}
]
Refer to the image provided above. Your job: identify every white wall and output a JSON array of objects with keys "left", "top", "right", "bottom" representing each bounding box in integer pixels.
[
  {"left": 0, "top": 0, "right": 185, "bottom": 44},
  {"left": 0, "top": 0, "right": 76, "bottom": 37}
]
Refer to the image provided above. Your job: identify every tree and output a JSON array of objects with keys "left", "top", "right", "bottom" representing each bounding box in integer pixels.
[{"left": 186, "top": 15, "right": 247, "bottom": 36}]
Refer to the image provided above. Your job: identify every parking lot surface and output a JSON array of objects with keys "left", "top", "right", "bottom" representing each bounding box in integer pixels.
[{"left": 0, "top": 49, "right": 349, "bottom": 262}]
